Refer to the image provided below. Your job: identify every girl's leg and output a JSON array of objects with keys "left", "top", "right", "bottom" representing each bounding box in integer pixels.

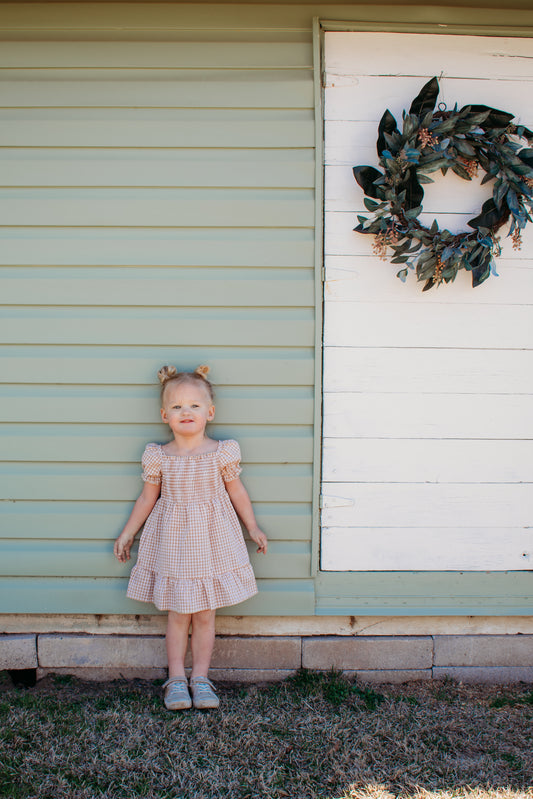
[
  {"left": 190, "top": 609, "right": 216, "bottom": 679},
  {"left": 166, "top": 611, "right": 192, "bottom": 679}
]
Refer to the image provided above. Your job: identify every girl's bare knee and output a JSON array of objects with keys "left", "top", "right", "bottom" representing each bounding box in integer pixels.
[
  {"left": 191, "top": 609, "right": 216, "bottom": 628},
  {"left": 167, "top": 611, "right": 192, "bottom": 630}
]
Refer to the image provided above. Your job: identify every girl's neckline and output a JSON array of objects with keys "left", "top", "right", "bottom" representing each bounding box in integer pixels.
[{"left": 159, "top": 440, "right": 221, "bottom": 459}]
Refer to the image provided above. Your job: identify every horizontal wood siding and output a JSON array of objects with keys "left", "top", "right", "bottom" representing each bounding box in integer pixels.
[
  {"left": 0, "top": 14, "right": 316, "bottom": 614},
  {"left": 315, "top": 572, "right": 533, "bottom": 616},
  {"left": 322, "top": 32, "right": 533, "bottom": 574},
  {"left": 3, "top": 3, "right": 533, "bottom": 621}
]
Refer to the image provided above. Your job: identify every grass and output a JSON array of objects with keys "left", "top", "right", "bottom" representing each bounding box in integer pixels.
[{"left": 0, "top": 669, "right": 532, "bottom": 799}]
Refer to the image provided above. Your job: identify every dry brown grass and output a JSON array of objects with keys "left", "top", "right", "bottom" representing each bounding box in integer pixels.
[{"left": 1, "top": 670, "right": 532, "bottom": 799}]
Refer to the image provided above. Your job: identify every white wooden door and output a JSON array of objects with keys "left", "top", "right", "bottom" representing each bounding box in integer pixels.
[{"left": 322, "top": 32, "right": 533, "bottom": 571}]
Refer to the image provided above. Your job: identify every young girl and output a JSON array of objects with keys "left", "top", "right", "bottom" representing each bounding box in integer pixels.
[{"left": 114, "top": 365, "right": 267, "bottom": 711}]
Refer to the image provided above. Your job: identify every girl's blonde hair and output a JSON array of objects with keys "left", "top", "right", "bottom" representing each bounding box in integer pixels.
[{"left": 158, "top": 365, "right": 214, "bottom": 403}]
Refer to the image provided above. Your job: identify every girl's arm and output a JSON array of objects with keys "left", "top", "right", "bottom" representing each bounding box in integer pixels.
[
  {"left": 114, "top": 481, "right": 161, "bottom": 562},
  {"left": 225, "top": 477, "right": 268, "bottom": 554}
]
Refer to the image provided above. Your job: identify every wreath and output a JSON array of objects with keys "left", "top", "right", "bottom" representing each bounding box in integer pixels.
[{"left": 353, "top": 77, "right": 533, "bottom": 290}]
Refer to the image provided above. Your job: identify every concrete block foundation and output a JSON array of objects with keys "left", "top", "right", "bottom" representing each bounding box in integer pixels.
[
  {"left": 0, "top": 634, "right": 37, "bottom": 670},
  {"left": 302, "top": 636, "right": 433, "bottom": 671},
  {"left": 433, "top": 666, "right": 533, "bottom": 683},
  {"left": 38, "top": 634, "right": 167, "bottom": 670},
  {"left": 2, "top": 628, "right": 532, "bottom": 684},
  {"left": 433, "top": 634, "right": 533, "bottom": 667}
]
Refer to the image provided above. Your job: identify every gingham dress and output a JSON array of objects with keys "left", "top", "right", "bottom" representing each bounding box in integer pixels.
[{"left": 126, "top": 440, "right": 258, "bottom": 614}]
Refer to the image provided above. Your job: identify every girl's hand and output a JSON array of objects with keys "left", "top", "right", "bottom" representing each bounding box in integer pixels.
[
  {"left": 114, "top": 532, "right": 136, "bottom": 563},
  {"left": 113, "top": 482, "right": 161, "bottom": 563},
  {"left": 248, "top": 526, "right": 268, "bottom": 555},
  {"left": 224, "top": 477, "right": 267, "bottom": 553}
]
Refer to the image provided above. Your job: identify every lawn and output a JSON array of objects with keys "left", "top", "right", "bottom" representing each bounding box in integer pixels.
[{"left": 1, "top": 670, "right": 532, "bottom": 799}]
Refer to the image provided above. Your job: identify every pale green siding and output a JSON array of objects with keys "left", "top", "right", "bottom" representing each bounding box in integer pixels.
[{"left": 0, "top": 11, "right": 317, "bottom": 614}]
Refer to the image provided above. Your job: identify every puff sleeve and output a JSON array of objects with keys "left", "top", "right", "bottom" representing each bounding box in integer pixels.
[
  {"left": 219, "top": 439, "right": 242, "bottom": 483},
  {"left": 141, "top": 444, "right": 162, "bottom": 485}
]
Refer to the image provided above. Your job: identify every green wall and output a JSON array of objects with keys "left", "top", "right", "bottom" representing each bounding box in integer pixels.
[
  {"left": 0, "top": 4, "right": 318, "bottom": 615},
  {"left": 1, "top": 2, "right": 532, "bottom": 616}
]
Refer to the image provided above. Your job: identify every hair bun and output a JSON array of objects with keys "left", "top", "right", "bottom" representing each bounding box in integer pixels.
[
  {"left": 194, "top": 365, "right": 210, "bottom": 379},
  {"left": 158, "top": 365, "right": 177, "bottom": 384}
]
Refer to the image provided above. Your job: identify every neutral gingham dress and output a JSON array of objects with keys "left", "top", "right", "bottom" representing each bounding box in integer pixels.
[{"left": 126, "top": 440, "right": 258, "bottom": 613}]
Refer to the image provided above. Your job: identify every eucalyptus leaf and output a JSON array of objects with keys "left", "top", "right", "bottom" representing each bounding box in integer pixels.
[
  {"left": 440, "top": 246, "right": 456, "bottom": 262},
  {"left": 477, "top": 153, "right": 491, "bottom": 172},
  {"left": 415, "top": 249, "right": 430, "bottom": 264},
  {"left": 377, "top": 109, "right": 399, "bottom": 156},
  {"left": 405, "top": 148, "right": 421, "bottom": 163},
  {"left": 383, "top": 131, "right": 401, "bottom": 153},
  {"left": 409, "top": 76, "right": 439, "bottom": 117},
  {"left": 451, "top": 162, "right": 473, "bottom": 180},
  {"left": 402, "top": 114, "right": 419, "bottom": 139},
  {"left": 470, "top": 249, "right": 492, "bottom": 287},
  {"left": 468, "top": 198, "right": 504, "bottom": 229},
  {"left": 494, "top": 180, "right": 508, "bottom": 210},
  {"left": 432, "top": 118, "right": 456, "bottom": 135},
  {"left": 353, "top": 165, "right": 384, "bottom": 199},
  {"left": 421, "top": 110, "right": 434, "bottom": 129},
  {"left": 420, "top": 158, "right": 451, "bottom": 174},
  {"left": 418, "top": 259, "right": 437, "bottom": 280},
  {"left": 391, "top": 239, "right": 411, "bottom": 255},
  {"left": 516, "top": 125, "right": 533, "bottom": 139},
  {"left": 462, "top": 110, "right": 491, "bottom": 127},
  {"left": 480, "top": 172, "right": 495, "bottom": 186},
  {"left": 404, "top": 204, "right": 422, "bottom": 219},
  {"left": 404, "top": 167, "right": 424, "bottom": 210},
  {"left": 465, "top": 105, "right": 514, "bottom": 130},
  {"left": 506, "top": 189, "right": 520, "bottom": 215},
  {"left": 454, "top": 139, "right": 477, "bottom": 157}
]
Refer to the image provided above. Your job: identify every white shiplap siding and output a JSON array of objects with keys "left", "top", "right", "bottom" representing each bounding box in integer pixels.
[{"left": 322, "top": 32, "right": 533, "bottom": 572}]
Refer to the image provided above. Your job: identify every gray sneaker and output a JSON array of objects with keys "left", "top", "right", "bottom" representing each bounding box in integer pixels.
[
  {"left": 190, "top": 677, "right": 220, "bottom": 709},
  {"left": 163, "top": 677, "right": 192, "bottom": 710}
]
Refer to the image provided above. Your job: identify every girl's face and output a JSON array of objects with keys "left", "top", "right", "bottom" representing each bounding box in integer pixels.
[{"left": 160, "top": 380, "right": 215, "bottom": 437}]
